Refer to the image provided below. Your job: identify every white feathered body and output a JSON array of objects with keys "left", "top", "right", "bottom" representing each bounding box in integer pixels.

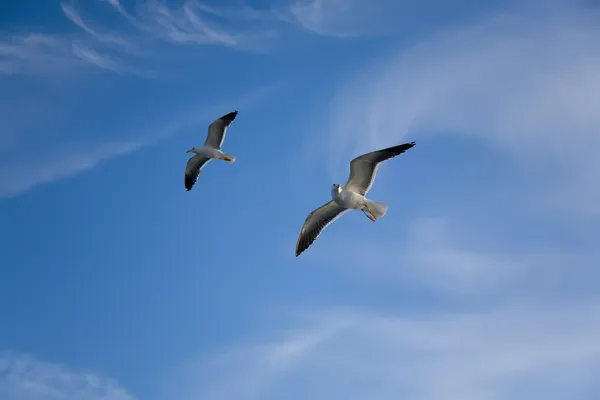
[
  {"left": 332, "top": 186, "right": 389, "bottom": 218},
  {"left": 190, "top": 145, "right": 236, "bottom": 163},
  {"left": 332, "top": 187, "right": 365, "bottom": 209}
]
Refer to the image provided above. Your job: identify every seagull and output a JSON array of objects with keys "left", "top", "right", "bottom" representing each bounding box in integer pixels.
[
  {"left": 184, "top": 110, "right": 238, "bottom": 191},
  {"left": 295, "top": 141, "right": 416, "bottom": 257}
]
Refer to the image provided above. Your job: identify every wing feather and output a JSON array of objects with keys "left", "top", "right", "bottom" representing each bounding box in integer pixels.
[
  {"left": 345, "top": 141, "right": 416, "bottom": 195},
  {"left": 295, "top": 201, "right": 349, "bottom": 257},
  {"left": 204, "top": 110, "right": 238, "bottom": 150},
  {"left": 184, "top": 155, "right": 211, "bottom": 191}
]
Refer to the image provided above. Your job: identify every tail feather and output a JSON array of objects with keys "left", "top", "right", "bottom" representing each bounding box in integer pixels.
[
  {"left": 220, "top": 153, "right": 236, "bottom": 163},
  {"left": 366, "top": 200, "right": 389, "bottom": 218}
]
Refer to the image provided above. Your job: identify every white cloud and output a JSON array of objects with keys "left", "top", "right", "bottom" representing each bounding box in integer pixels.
[
  {"left": 125, "top": 0, "right": 280, "bottom": 52},
  {"left": 299, "top": 215, "right": 583, "bottom": 297},
  {"left": 60, "top": 2, "right": 135, "bottom": 51},
  {"left": 0, "top": 0, "right": 288, "bottom": 77},
  {"left": 285, "top": 0, "right": 524, "bottom": 38},
  {"left": 319, "top": 1, "right": 600, "bottom": 215},
  {"left": 179, "top": 301, "right": 600, "bottom": 400},
  {"left": 287, "top": 0, "right": 406, "bottom": 37},
  {"left": 0, "top": 351, "right": 133, "bottom": 400},
  {"left": 0, "top": 34, "right": 83, "bottom": 76},
  {"left": 71, "top": 43, "right": 129, "bottom": 74},
  {"left": 0, "top": 84, "right": 277, "bottom": 199},
  {"left": 0, "top": 141, "right": 142, "bottom": 199}
]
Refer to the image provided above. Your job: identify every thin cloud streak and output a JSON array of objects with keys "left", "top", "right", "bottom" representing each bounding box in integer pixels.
[
  {"left": 181, "top": 301, "right": 600, "bottom": 400},
  {"left": 285, "top": 0, "right": 520, "bottom": 38},
  {"left": 2, "top": 0, "right": 426, "bottom": 77},
  {"left": 303, "top": 215, "right": 581, "bottom": 297},
  {"left": 60, "top": 2, "right": 135, "bottom": 51},
  {"left": 0, "top": 141, "right": 143, "bottom": 199},
  {"left": 0, "top": 84, "right": 277, "bottom": 199},
  {"left": 0, "top": 350, "right": 134, "bottom": 400},
  {"left": 320, "top": 1, "right": 600, "bottom": 216},
  {"left": 0, "top": 0, "right": 294, "bottom": 77},
  {"left": 0, "top": 34, "right": 83, "bottom": 76},
  {"left": 287, "top": 0, "right": 405, "bottom": 38}
]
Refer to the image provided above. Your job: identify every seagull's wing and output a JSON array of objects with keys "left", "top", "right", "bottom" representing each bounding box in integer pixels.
[
  {"left": 344, "top": 141, "right": 416, "bottom": 196},
  {"left": 204, "top": 110, "right": 238, "bottom": 150},
  {"left": 296, "top": 200, "right": 350, "bottom": 257},
  {"left": 184, "top": 155, "right": 212, "bottom": 191}
]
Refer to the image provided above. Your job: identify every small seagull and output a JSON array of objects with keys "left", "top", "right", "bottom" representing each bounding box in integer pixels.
[
  {"left": 295, "top": 141, "right": 416, "bottom": 257},
  {"left": 184, "top": 110, "right": 238, "bottom": 191}
]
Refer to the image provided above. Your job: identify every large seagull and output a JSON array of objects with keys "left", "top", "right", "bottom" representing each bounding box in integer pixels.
[
  {"left": 184, "top": 110, "right": 238, "bottom": 191},
  {"left": 295, "top": 141, "right": 416, "bottom": 257}
]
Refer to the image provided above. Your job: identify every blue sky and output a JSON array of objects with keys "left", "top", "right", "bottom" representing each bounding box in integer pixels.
[{"left": 1, "top": 0, "right": 600, "bottom": 399}]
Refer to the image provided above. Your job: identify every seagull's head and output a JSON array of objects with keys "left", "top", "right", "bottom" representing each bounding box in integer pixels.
[
  {"left": 186, "top": 147, "right": 199, "bottom": 154},
  {"left": 332, "top": 183, "right": 342, "bottom": 194}
]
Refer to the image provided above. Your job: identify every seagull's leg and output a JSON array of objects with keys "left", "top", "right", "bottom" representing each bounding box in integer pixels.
[
  {"left": 362, "top": 207, "right": 376, "bottom": 222},
  {"left": 367, "top": 206, "right": 378, "bottom": 221}
]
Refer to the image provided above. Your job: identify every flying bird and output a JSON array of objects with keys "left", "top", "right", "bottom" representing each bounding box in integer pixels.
[
  {"left": 295, "top": 141, "right": 416, "bottom": 257},
  {"left": 184, "top": 110, "right": 238, "bottom": 191}
]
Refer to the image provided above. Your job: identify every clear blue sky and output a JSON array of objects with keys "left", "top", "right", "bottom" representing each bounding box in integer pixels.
[{"left": 1, "top": 0, "right": 600, "bottom": 399}]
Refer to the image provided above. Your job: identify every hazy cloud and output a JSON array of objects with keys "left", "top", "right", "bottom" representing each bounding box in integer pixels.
[
  {"left": 0, "top": 351, "right": 134, "bottom": 400},
  {"left": 180, "top": 301, "right": 600, "bottom": 400},
  {"left": 0, "top": 84, "right": 276, "bottom": 199},
  {"left": 319, "top": 1, "right": 600, "bottom": 216},
  {"left": 0, "top": 0, "right": 291, "bottom": 77}
]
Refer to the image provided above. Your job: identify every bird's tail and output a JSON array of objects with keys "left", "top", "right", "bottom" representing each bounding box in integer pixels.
[
  {"left": 366, "top": 200, "right": 389, "bottom": 218},
  {"left": 219, "top": 153, "right": 236, "bottom": 163}
]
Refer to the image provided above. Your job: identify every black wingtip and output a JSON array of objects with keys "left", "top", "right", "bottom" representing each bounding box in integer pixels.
[
  {"left": 220, "top": 110, "right": 238, "bottom": 122},
  {"left": 398, "top": 141, "right": 416, "bottom": 152}
]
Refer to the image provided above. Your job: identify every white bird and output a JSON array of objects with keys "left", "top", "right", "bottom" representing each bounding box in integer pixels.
[
  {"left": 184, "top": 110, "right": 238, "bottom": 191},
  {"left": 295, "top": 141, "right": 416, "bottom": 257}
]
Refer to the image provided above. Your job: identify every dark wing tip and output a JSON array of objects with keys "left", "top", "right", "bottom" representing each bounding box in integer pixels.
[
  {"left": 399, "top": 141, "right": 416, "bottom": 150},
  {"left": 295, "top": 236, "right": 304, "bottom": 257},
  {"left": 184, "top": 174, "right": 197, "bottom": 191},
  {"left": 295, "top": 228, "right": 310, "bottom": 257},
  {"left": 295, "top": 240, "right": 306, "bottom": 256},
  {"left": 295, "top": 246, "right": 306, "bottom": 257},
  {"left": 220, "top": 110, "right": 238, "bottom": 122},
  {"left": 390, "top": 141, "right": 417, "bottom": 155}
]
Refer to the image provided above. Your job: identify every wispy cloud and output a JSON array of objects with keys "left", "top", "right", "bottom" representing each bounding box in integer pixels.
[
  {"left": 286, "top": 0, "right": 406, "bottom": 37},
  {"left": 3, "top": 0, "right": 431, "bottom": 77},
  {"left": 178, "top": 300, "right": 600, "bottom": 400},
  {"left": 0, "top": 350, "right": 133, "bottom": 400},
  {"left": 300, "top": 215, "right": 587, "bottom": 298},
  {"left": 0, "top": 84, "right": 277, "bottom": 199},
  {"left": 0, "top": 0, "right": 292, "bottom": 77},
  {"left": 284, "top": 0, "right": 517, "bottom": 38},
  {"left": 60, "top": 2, "right": 136, "bottom": 51},
  {"left": 129, "top": 0, "right": 279, "bottom": 51},
  {"left": 0, "top": 140, "right": 142, "bottom": 199},
  {"left": 0, "top": 34, "right": 84, "bottom": 76},
  {"left": 317, "top": 1, "right": 600, "bottom": 216},
  {"left": 180, "top": 317, "right": 353, "bottom": 400}
]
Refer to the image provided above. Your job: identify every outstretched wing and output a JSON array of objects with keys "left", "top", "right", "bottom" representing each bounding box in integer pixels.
[
  {"left": 345, "top": 141, "right": 416, "bottom": 196},
  {"left": 204, "top": 110, "right": 238, "bottom": 150},
  {"left": 295, "top": 201, "right": 349, "bottom": 257},
  {"left": 184, "top": 155, "right": 211, "bottom": 191}
]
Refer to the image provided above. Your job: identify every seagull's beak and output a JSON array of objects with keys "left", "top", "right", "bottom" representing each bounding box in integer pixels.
[{"left": 186, "top": 149, "right": 192, "bottom": 153}]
